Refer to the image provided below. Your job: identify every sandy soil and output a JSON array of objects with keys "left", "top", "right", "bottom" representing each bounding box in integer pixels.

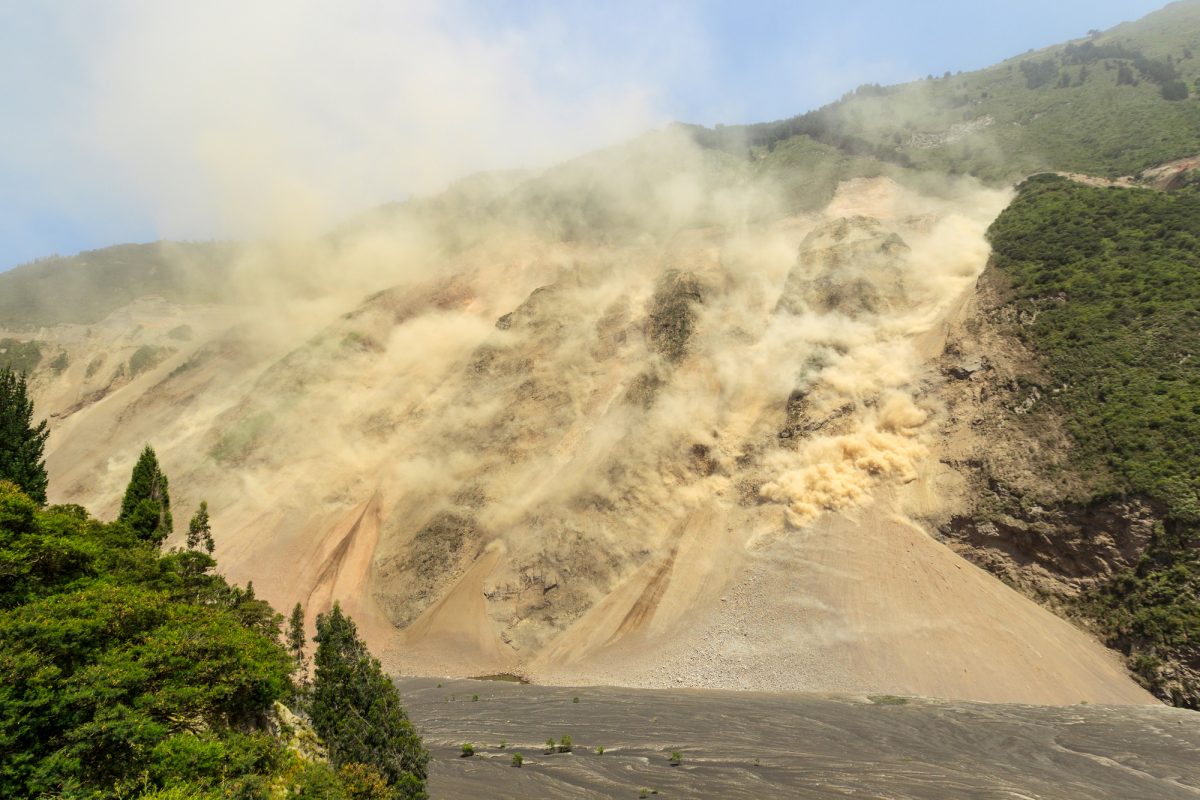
[{"left": 19, "top": 175, "right": 1158, "bottom": 706}]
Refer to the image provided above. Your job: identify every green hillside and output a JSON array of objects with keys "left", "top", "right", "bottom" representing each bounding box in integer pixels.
[
  {"left": 698, "top": 1, "right": 1200, "bottom": 181},
  {"left": 0, "top": 242, "right": 236, "bottom": 329},
  {"left": 986, "top": 174, "right": 1200, "bottom": 705}
]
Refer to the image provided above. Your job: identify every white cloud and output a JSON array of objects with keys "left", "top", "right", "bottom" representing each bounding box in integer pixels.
[{"left": 1, "top": 1, "right": 705, "bottom": 245}]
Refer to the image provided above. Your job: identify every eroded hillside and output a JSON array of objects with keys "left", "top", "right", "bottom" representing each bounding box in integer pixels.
[{"left": 2, "top": 142, "right": 1160, "bottom": 705}]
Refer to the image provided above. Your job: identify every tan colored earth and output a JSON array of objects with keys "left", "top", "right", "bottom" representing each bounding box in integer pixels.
[{"left": 12, "top": 174, "right": 1156, "bottom": 705}]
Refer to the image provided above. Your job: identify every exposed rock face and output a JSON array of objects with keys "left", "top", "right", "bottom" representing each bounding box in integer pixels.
[
  {"left": 931, "top": 266, "right": 1197, "bottom": 706},
  {"left": 776, "top": 217, "right": 909, "bottom": 317},
  {"left": 645, "top": 270, "right": 704, "bottom": 362},
  {"left": 11, "top": 176, "right": 1158, "bottom": 704}
]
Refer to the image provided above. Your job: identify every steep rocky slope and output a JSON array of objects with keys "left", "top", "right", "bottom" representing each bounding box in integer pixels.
[
  {"left": 933, "top": 174, "right": 1200, "bottom": 707},
  {"left": 5, "top": 4, "right": 1200, "bottom": 708},
  {"left": 1, "top": 169, "right": 1156, "bottom": 705}
]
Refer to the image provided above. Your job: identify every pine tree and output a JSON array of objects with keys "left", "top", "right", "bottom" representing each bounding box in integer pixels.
[
  {"left": 186, "top": 500, "right": 211, "bottom": 551},
  {"left": 287, "top": 602, "right": 310, "bottom": 690},
  {"left": 0, "top": 367, "right": 49, "bottom": 504},
  {"left": 311, "top": 602, "right": 428, "bottom": 798},
  {"left": 287, "top": 602, "right": 306, "bottom": 664},
  {"left": 118, "top": 445, "right": 173, "bottom": 545}
]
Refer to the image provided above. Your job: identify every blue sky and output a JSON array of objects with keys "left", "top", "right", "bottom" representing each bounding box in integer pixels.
[{"left": 0, "top": 0, "right": 1167, "bottom": 272}]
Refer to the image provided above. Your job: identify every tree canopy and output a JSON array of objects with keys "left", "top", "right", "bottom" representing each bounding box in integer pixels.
[
  {"left": 0, "top": 367, "right": 48, "bottom": 504},
  {"left": 118, "top": 444, "right": 173, "bottom": 545},
  {"left": 1, "top": 454, "right": 428, "bottom": 798},
  {"left": 312, "top": 603, "right": 429, "bottom": 798}
]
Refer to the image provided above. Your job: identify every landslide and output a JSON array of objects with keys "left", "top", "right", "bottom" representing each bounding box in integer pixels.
[
  {"left": 8, "top": 166, "right": 1163, "bottom": 705},
  {"left": 935, "top": 173, "right": 1200, "bottom": 707}
]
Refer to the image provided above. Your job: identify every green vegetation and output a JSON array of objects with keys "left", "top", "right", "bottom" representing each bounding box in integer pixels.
[
  {"left": 557, "top": 735, "right": 573, "bottom": 754},
  {"left": 0, "top": 242, "right": 237, "bottom": 330},
  {"left": 0, "top": 339, "right": 42, "bottom": 374},
  {"left": 695, "top": 2, "right": 1200, "bottom": 182},
  {"left": 669, "top": 750, "right": 682, "bottom": 766},
  {"left": 0, "top": 368, "right": 48, "bottom": 504},
  {"left": 186, "top": 500, "right": 214, "bottom": 554},
  {"left": 0, "top": 388, "right": 427, "bottom": 796},
  {"left": 868, "top": 695, "right": 910, "bottom": 706},
  {"left": 288, "top": 602, "right": 309, "bottom": 680},
  {"left": 210, "top": 410, "right": 276, "bottom": 465},
  {"left": 128, "top": 344, "right": 172, "bottom": 377},
  {"left": 989, "top": 176, "right": 1200, "bottom": 516},
  {"left": 119, "top": 445, "right": 174, "bottom": 545},
  {"left": 1, "top": 481, "right": 303, "bottom": 798},
  {"left": 49, "top": 351, "right": 69, "bottom": 374},
  {"left": 988, "top": 174, "right": 1200, "bottom": 703},
  {"left": 311, "top": 603, "right": 429, "bottom": 794},
  {"left": 460, "top": 743, "right": 474, "bottom": 758},
  {"left": 510, "top": 752, "right": 522, "bottom": 767}
]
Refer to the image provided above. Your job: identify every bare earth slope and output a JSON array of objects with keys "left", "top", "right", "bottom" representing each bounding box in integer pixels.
[{"left": 9, "top": 173, "right": 1155, "bottom": 704}]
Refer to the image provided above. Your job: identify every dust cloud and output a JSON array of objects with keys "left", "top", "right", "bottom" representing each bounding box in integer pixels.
[{"left": 32, "top": 48, "right": 1013, "bottom": 677}]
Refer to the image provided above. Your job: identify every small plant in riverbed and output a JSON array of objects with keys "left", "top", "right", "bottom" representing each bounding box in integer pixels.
[
  {"left": 669, "top": 750, "right": 682, "bottom": 766},
  {"left": 596, "top": 745, "right": 605, "bottom": 755},
  {"left": 558, "top": 735, "right": 573, "bottom": 753},
  {"left": 573, "top": 696, "right": 579, "bottom": 703},
  {"left": 511, "top": 752, "right": 523, "bottom": 767},
  {"left": 545, "top": 739, "right": 556, "bottom": 754},
  {"left": 499, "top": 739, "right": 507, "bottom": 748},
  {"left": 472, "top": 693, "right": 479, "bottom": 701},
  {"left": 638, "top": 790, "right": 649, "bottom": 799},
  {"left": 461, "top": 743, "right": 475, "bottom": 758}
]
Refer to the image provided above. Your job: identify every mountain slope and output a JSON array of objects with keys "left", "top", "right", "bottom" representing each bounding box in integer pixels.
[
  {"left": 701, "top": 0, "right": 1200, "bottom": 182},
  {"left": 5, "top": 5, "right": 1200, "bottom": 706}
]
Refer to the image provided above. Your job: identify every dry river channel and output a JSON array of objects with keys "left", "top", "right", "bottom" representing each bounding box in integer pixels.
[{"left": 396, "top": 677, "right": 1200, "bottom": 799}]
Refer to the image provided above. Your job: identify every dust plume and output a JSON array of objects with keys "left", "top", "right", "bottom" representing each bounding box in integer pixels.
[{"left": 26, "top": 51, "right": 1013, "bottom": 678}]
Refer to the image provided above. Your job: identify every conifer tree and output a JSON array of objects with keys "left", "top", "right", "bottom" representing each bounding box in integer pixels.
[
  {"left": 0, "top": 367, "right": 48, "bottom": 504},
  {"left": 118, "top": 445, "right": 172, "bottom": 545},
  {"left": 287, "top": 602, "right": 310, "bottom": 692},
  {"left": 186, "top": 500, "right": 211, "bottom": 551},
  {"left": 287, "top": 602, "right": 306, "bottom": 664},
  {"left": 312, "top": 602, "right": 428, "bottom": 798}
]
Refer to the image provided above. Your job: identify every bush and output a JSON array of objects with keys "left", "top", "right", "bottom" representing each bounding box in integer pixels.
[
  {"left": 669, "top": 750, "right": 682, "bottom": 766},
  {"left": 558, "top": 735, "right": 572, "bottom": 753},
  {"left": 511, "top": 752, "right": 523, "bottom": 768},
  {"left": 460, "top": 743, "right": 474, "bottom": 758}
]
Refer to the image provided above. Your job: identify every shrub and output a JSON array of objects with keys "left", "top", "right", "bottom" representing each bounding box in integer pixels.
[
  {"left": 460, "top": 743, "right": 474, "bottom": 758},
  {"left": 511, "top": 752, "right": 523, "bottom": 768},
  {"left": 669, "top": 750, "right": 682, "bottom": 766},
  {"left": 558, "top": 735, "right": 573, "bottom": 753}
]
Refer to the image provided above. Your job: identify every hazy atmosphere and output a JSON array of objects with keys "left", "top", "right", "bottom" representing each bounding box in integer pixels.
[
  {"left": 3, "top": 2, "right": 1200, "bottom": 799},
  {"left": 0, "top": 0, "right": 1164, "bottom": 269}
]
